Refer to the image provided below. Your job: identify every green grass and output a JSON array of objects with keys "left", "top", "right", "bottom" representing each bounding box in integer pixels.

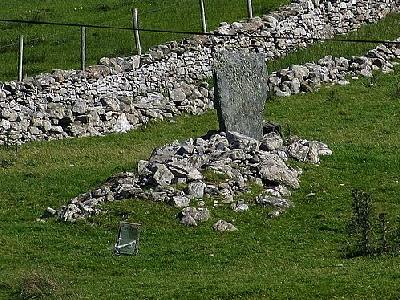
[
  {"left": 268, "top": 12, "right": 400, "bottom": 72},
  {"left": 1, "top": 65, "right": 400, "bottom": 299},
  {"left": 0, "top": 0, "right": 289, "bottom": 81}
]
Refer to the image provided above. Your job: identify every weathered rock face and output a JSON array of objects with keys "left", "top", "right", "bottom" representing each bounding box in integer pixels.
[
  {"left": 47, "top": 130, "right": 332, "bottom": 224},
  {"left": 213, "top": 51, "right": 268, "bottom": 140},
  {"left": 0, "top": 0, "right": 398, "bottom": 145}
]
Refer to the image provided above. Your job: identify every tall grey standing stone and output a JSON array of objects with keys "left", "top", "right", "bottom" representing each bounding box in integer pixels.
[{"left": 213, "top": 51, "right": 268, "bottom": 140}]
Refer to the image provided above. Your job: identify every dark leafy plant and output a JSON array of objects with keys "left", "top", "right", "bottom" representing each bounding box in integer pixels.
[
  {"left": 391, "top": 216, "right": 400, "bottom": 254},
  {"left": 346, "top": 189, "right": 373, "bottom": 257},
  {"left": 393, "top": 82, "right": 400, "bottom": 99},
  {"left": 345, "top": 190, "right": 400, "bottom": 258},
  {"left": 377, "top": 212, "right": 389, "bottom": 254}
]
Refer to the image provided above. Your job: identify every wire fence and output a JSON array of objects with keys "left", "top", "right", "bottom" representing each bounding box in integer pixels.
[
  {"left": 3, "top": 18, "right": 400, "bottom": 43},
  {"left": 0, "top": 0, "right": 399, "bottom": 81}
]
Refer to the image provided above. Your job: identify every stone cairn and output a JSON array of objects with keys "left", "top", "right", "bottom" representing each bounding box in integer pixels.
[{"left": 44, "top": 52, "right": 332, "bottom": 231}]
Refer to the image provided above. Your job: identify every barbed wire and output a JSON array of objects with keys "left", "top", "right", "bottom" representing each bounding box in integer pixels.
[{"left": 0, "top": 18, "right": 399, "bottom": 46}]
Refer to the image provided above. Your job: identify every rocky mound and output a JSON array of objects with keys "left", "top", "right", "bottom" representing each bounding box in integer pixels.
[{"left": 45, "top": 128, "right": 332, "bottom": 228}]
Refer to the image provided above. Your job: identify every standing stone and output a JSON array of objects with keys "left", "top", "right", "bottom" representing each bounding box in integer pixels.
[{"left": 213, "top": 50, "right": 268, "bottom": 140}]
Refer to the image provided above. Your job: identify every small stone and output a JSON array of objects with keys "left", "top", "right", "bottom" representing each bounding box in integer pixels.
[
  {"left": 152, "top": 164, "right": 174, "bottom": 186},
  {"left": 113, "top": 113, "right": 132, "bottom": 133},
  {"left": 171, "top": 195, "right": 190, "bottom": 208},
  {"left": 256, "top": 194, "right": 292, "bottom": 208},
  {"left": 307, "top": 142, "right": 320, "bottom": 164},
  {"left": 29, "top": 126, "right": 41, "bottom": 135},
  {"left": 260, "top": 133, "right": 283, "bottom": 151},
  {"left": 179, "top": 207, "right": 210, "bottom": 226},
  {"left": 232, "top": 203, "right": 249, "bottom": 212},
  {"left": 187, "top": 181, "right": 206, "bottom": 198},
  {"left": 132, "top": 55, "right": 141, "bottom": 69},
  {"left": 187, "top": 168, "right": 203, "bottom": 181},
  {"left": 338, "top": 80, "right": 350, "bottom": 86},
  {"left": 213, "top": 219, "right": 238, "bottom": 232},
  {"left": 50, "top": 126, "right": 64, "bottom": 133},
  {"left": 180, "top": 215, "right": 198, "bottom": 226},
  {"left": 169, "top": 88, "right": 186, "bottom": 103},
  {"left": 137, "top": 160, "right": 151, "bottom": 176},
  {"left": 287, "top": 140, "right": 310, "bottom": 162},
  {"left": 41, "top": 207, "right": 57, "bottom": 218},
  {"left": 220, "top": 188, "right": 234, "bottom": 203},
  {"left": 72, "top": 100, "right": 86, "bottom": 114},
  {"left": 258, "top": 154, "right": 300, "bottom": 189},
  {"left": 267, "top": 209, "right": 283, "bottom": 219}
]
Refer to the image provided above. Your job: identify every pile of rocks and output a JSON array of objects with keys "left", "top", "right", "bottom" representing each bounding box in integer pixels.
[
  {"left": 0, "top": 0, "right": 398, "bottom": 145},
  {"left": 268, "top": 40, "right": 400, "bottom": 97},
  {"left": 46, "top": 129, "right": 332, "bottom": 229}
]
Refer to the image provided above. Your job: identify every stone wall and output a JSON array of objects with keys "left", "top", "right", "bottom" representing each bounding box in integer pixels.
[
  {"left": 267, "top": 40, "right": 400, "bottom": 97},
  {"left": 0, "top": 0, "right": 398, "bottom": 145}
]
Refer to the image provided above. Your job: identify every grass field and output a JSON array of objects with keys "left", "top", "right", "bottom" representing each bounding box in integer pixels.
[
  {"left": 1, "top": 57, "right": 400, "bottom": 300},
  {"left": 0, "top": 0, "right": 289, "bottom": 82}
]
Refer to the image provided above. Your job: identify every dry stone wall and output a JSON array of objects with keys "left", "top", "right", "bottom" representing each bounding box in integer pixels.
[
  {"left": 0, "top": 0, "right": 398, "bottom": 145},
  {"left": 268, "top": 40, "right": 400, "bottom": 97}
]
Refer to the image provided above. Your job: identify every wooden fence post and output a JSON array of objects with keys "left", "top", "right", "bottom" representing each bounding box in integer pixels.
[
  {"left": 246, "top": 0, "right": 253, "bottom": 19},
  {"left": 199, "top": 0, "right": 207, "bottom": 33},
  {"left": 18, "top": 35, "right": 24, "bottom": 81},
  {"left": 81, "top": 26, "right": 86, "bottom": 70},
  {"left": 132, "top": 8, "right": 142, "bottom": 55}
]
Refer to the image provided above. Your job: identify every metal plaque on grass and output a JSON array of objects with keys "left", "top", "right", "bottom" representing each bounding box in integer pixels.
[{"left": 114, "top": 222, "right": 141, "bottom": 255}]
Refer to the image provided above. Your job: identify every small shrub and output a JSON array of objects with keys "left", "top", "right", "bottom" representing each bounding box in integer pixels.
[
  {"left": 345, "top": 190, "right": 400, "bottom": 258},
  {"left": 377, "top": 212, "right": 389, "bottom": 254},
  {"left": 393, "top": 82, "right": 400, "bottom": 99},
  {"left": 346, "top": 189, "right": 373, "bottom": 257},
  {"left": 391, "top": 216, "right": 400, "bottom": 254}
]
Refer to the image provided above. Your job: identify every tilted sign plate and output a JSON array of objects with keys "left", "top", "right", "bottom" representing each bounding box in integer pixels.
[{"left": 114, "top": 222, "right": 140, "bottom": 255}]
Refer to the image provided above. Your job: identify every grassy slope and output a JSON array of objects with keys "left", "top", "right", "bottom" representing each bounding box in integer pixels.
[
  {"left": 0, "top": 0, "right": 289, "bottom": 81},
  {"left": 1, "top": 67, "right": 400, "bottom": 299}
]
